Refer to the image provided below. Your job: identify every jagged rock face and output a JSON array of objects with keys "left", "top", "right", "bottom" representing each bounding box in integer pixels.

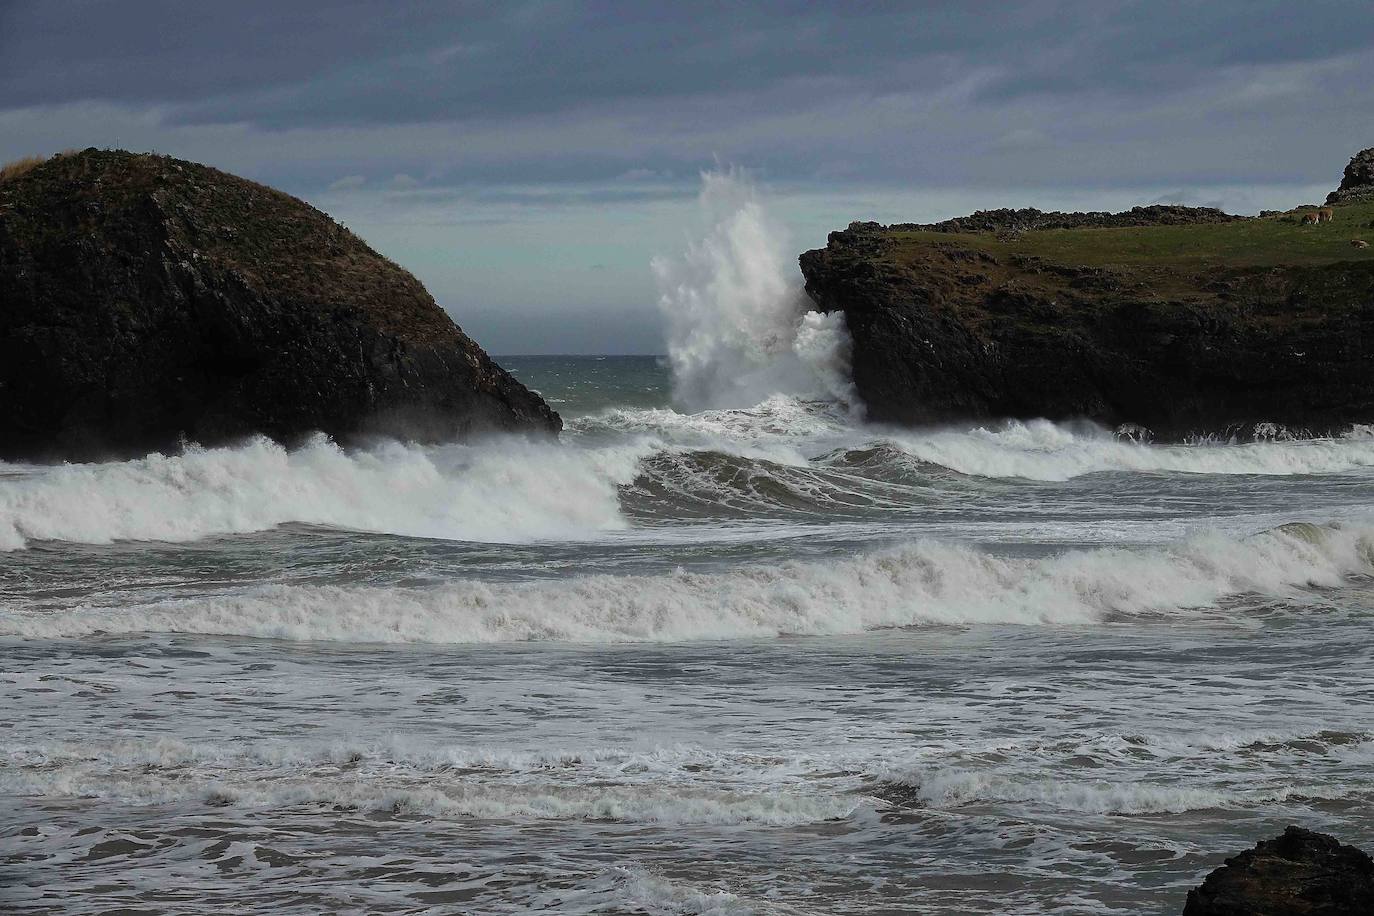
[
  {"left": 1183, "top": 826, "right": 1374, "bottom": 915},
  {"left": 0, "top": 150, "right": 559, "bottom": 460},
  {"left": 800, "top": 219, "right": 1374, "bottom": 440},
  {"left": 1327, "top": 147, "right": 1374, "bottom": 205}
]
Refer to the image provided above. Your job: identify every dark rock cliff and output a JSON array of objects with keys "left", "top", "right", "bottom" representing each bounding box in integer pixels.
[
  {"left": 1183, "top": 826, "right": 1374, "bottom": 915},
  {"left": 0, "top": 149, "right": 559, "bottom": 460},
  {"left": 801, "top": 190, "right": 1374, "bottom": 440},
  {"left": 1327, "top": 147, "right": 1374, "bottom": 205}
]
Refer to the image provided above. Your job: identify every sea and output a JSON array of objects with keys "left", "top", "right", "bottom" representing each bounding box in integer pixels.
[{"left": 3, "top": 175, "right": 1373, "bottom": 915}]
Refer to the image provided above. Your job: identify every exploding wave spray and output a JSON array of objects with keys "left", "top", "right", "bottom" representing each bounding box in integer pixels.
[{"left": 652, "top": 169, "right": 855, "bottom": 412}]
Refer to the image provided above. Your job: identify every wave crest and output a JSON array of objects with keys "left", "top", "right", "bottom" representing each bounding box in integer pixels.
[
  {"left": 0, "top": 434, "right": 643, "bottom": 551},
  {"left": 8, "top": 521, "right": 1369, "bottom": 643}
]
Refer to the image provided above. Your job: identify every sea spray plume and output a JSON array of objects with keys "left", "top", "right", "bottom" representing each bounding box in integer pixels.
[{"left": 653, "top": 168, "right": 855, "bottom": 411}]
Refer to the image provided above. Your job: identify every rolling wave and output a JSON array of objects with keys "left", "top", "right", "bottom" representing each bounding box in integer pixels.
[
  {"left": 3, "top": 398, "right": 1373, "bottom": 551},
  {"left": 0, "top": 434, "right": 644, "bottom": 551},
  {"left": 7, "top": 521, "right": 1368, "bottom": 643},
  {"left": 882, "top": 419, "right": 1374, "bottom": 481}
]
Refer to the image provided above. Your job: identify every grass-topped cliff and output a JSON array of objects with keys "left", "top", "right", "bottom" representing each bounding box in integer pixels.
[
  {"left": 889, "top": 202, "right": 1373, "bottom": 269},
  {"left": 800, "top": 149, "right": 1374, "bottom": 439}
]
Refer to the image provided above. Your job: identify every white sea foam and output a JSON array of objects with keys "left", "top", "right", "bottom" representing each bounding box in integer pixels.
[
  {"left": 0, "top": 434, "right": 645, "bottom": 551},
  {"left": 7, "top": 521, "right": 1368, "bottom": 642},
  {"left": 5, "top": 406, "right": 1372, "bottom": 553},
  {"left": 877, "top": 766, "right": 1355, "bottom": 814},
  {"left": 596, "top": 869, "right": 763, "bottom": 916},
  {"left": 653, "top": 169, "right": 855, "bottom": 412},
  {"left": 885, "top": 419, "right": 1374, "bottom": 480},
  {"left": 572, "top": 395, "right": 850, "bottom": 454},
  {"left": 0, "top": 766, "right": 853, "bottom": 826}
]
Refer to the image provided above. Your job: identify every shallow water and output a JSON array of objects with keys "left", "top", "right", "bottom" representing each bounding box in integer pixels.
[{"left": 3, "top": 356, "right": 1373, "bottom": 915}]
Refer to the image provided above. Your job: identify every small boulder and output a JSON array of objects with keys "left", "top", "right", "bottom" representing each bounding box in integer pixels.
[{"left": 1183, "top": 826, "right": 1374, "bottom": 915}]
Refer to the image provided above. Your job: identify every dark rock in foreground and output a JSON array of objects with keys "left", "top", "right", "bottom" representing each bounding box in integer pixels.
[
  {"left": 1184, "top": 826, "right": 1374, "bottom": 915},
  {"left": 801, "top": 179, "right": 1374, "bottom": 440},
  {"left": 0, "top": 149, "right": 559, "bottom": 460}
]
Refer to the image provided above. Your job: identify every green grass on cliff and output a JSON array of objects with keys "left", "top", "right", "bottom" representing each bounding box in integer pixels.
[{"left": 886, "top": 200, "right": 1374, "bottom": 271}]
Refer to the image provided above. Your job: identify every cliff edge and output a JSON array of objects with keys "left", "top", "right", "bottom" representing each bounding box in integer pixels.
[
  {"left": 800, "top": 150, "right": 1374, "bottom": 440},
  {"left": 0, "top": 149, "right": 559, "bottom": 460}
]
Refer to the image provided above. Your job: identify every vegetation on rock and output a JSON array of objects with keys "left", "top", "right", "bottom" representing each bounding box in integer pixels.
[{"left": 800, "top": 152, "right": 1374, "bottom": 440}]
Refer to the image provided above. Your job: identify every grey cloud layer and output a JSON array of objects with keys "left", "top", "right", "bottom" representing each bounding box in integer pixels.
[{"left": 3, "top": 1, "right": 1370, "bottom": 190}]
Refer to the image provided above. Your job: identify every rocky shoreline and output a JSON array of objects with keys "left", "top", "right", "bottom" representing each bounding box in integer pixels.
[
  {"left": 0, "top": 149, "right": 559, "bottom": 461},
  {"left": 800, "top": 148, "right": 1374, "bottom": 441}
]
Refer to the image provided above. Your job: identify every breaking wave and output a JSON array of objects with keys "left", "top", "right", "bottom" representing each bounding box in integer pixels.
[
  {"left": 872, "top": 768, "right": 1358, "bottom": 815},
  {"left": 7, "top": 521, "right": 1369, "bottom": 642},
  {"left": 4, "top": 405, "right": 1374, "bottom": 553},
  {"left": 0, "top": 434, "right": 644, "bottom": 551},
  {"left": 882, "top": 419, "right": 1374, "bottom": 481},
  {"left": 0, "top": 767, "right": 851, "bottom": 826}
]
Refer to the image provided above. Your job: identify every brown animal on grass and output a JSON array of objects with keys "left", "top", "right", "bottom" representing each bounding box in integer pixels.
[
  {"left": 1317, "top": 207, "right": 1334, "bottom": 223},
  {"left": 1353, "top": 239, "right": 1369, "bottom": 249},
  {"left": 1299, "top": 211, "right": 1319, "bottom": 225}
]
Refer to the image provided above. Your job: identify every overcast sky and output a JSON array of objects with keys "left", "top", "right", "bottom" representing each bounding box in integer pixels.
[{"left": 2, "top": 1, "right": 1370, "bottom": 353}]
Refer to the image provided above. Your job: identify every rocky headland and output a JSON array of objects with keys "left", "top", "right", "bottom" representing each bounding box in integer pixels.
[
  {"left": 0, "top": 149, "right": 559, "bottom": 461},
  {"left": 1328, "top": 147, "right": 1374, "bottom": 206},
  {"left": 1184, "top": 826, "right": 1374, "bottom": 915},
  {"left": 801, "top": 148, "right": 1374, "bottom": 440}
]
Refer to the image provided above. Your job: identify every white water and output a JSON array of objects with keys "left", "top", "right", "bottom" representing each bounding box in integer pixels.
[
  {"left": 884, "top": 418, "right": 1374, "bottom": 481},
  {"left": 7, "top": 408, "right": 1374, "bottom": 552},
  {"left": 5, "top": 521, "right": 1368, "bottom": 643},
  {"left": 652, "top": 169, "right": 855, "bottom": 412},
  {"left": 0, "top": 433, "right": 642, "bottom": 551}
]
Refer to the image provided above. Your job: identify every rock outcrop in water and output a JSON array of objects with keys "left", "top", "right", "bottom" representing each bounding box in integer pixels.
[
  {"left": 0, "top": 149, "right": 560, "bottom": 460},
  {"left": 800, "top": 152, "right": 1374, "bottom": 440},
  {"left": 1183, "top": 826, "right": 1374, "bottom": 915}
]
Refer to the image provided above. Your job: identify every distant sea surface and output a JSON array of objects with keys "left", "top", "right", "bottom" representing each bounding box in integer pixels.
[{"left": 3, "top": 354, "right": 1374, "bottom": 915}]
